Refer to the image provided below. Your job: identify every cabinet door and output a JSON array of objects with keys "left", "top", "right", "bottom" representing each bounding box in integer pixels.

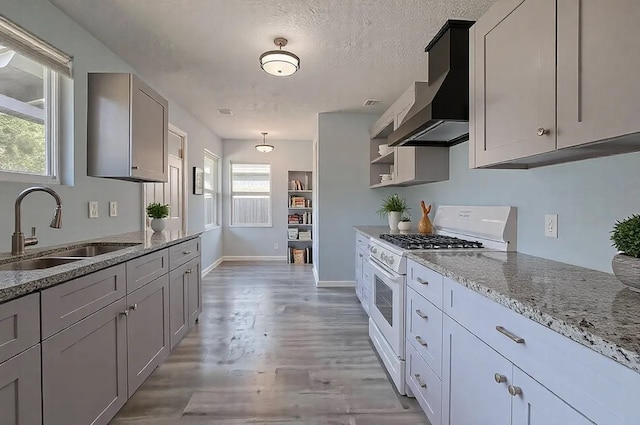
[
  {"left": 131, "top": 75, "right": 168, "bottom": 182},
  {"left": 187, "top": 258, "right": 202, "bottom": 327},
  {"left": 0, "top": 345, "right": 41, "bottom": 425},
  {"left": 473, "top": 0, "right": 556, "bottom": 167},
  {"left": 443, "top": 316, "right": 511, "bottom": 425},
  {"left": 127, "top": 274, "right": 170, "bottom": 396},
  {"left": 395, "top": 147, "right": 416, "bottom": 183},
  {"left": 511, "top": 367, "right": 595, "bottom": 425},
  {"left": 557, "top": 0, "right": 640, "bottom": 149},
  {"left": 169, "top": 263, "right": 189, "bottom": 349},
  {"left": 42, "top": 298, "right": 128, "bottom": 425},
  {"left": 355, "top": 248, "right": 363, "bottom": 300}
]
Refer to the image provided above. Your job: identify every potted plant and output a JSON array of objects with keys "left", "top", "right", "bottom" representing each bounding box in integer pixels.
[
  {"left": 146, "top": 202, "right": 170, "bottom": 232},
  {"left": 398, "top": 216, "right": 412, "bottom": 233},
  {"left": 376, "top": 194, "right": 410, "bottom": 231},
  {"left": 611, "top": 214, "right": 640, "bottom": 291}
]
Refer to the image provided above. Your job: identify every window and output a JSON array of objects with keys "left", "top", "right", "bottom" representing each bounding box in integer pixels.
[
  {"left": 204, "top": 150, "right": 219, "bottom": 228},
  {"left": 0, "top": 15, "right": 72, "bottom": 183},
  {"left": 230, "top": 163, "right": 271, "bottom": 227}
]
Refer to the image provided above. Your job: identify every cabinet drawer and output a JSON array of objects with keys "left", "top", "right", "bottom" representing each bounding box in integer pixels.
[
  {"left": 407, "top": 259, "right": 444, "bottom": 308},
  {"left": 0, "top": 293, "right": 39, "bottom": 363},
  {"left": 406, "top": 341, "right": 442, "bottom": 425},
  {"left": 0, "top": 344, "right": 42, "bottom": 425},
  {"left": 355, "top": 232, "right": 369, "bottom": 251},
  {"left": 126, "top": 249, "right": 168, "bottom": 293},
  {"left": 406, "top": 287, "right": 443, "bottom": 377},
  {"left": 443, "top": 277, "right": 631, "bottom": 425},
  {"left": 169, "top": 238, "right": 200, "bottom": 270},
  {"left": 41, "top": 264, "right": 126, "bottom": 339}
]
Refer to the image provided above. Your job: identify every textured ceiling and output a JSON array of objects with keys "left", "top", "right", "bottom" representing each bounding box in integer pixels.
[{"left": 50, "top": 0, "right": 496, "bottom": 140}]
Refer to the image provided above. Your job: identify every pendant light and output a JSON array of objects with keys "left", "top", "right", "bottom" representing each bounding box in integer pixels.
[
  {"left": 259, "top": 37, "right": 300, "bottom": 77},
  {"left": 255, "top": 132, "right": 274, "bottom": 153}
]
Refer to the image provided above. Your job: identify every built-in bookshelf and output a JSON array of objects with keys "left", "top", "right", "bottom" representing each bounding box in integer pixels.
[{"left": 287, "top": 170, "right": 313, "bottom": 264}]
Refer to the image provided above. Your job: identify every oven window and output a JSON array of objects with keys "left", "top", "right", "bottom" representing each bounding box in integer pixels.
[{"left": 375, "top": 276, "right": 393, "bottom": 326}]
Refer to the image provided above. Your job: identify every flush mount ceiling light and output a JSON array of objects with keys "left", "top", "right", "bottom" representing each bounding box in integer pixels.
[
  {"left": 255, "top": 132, "right": 274, "bottom": 153},
  {"left": 259, "top": 37, "right": 300, "bottom": 77}
]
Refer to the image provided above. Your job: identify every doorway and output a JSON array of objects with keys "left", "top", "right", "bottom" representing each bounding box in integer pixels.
[{"left": 143, "top": 124, "right": 188, "bottom": 232}]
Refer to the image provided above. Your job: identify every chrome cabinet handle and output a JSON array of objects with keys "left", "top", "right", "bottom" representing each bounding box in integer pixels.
[
  {"left": 496, "top": 326, "right": 525, "bottom": 344},
  {"left": 185, "top": 269, "right": 193, "bottom": 274},
  {"left": 183, "top": 250, "right": 192, "bottom": 255},
  {"left": 415, "top": 336, "right": 428, "bottom": 347},
  {"left": 131, "top": 165, "right": 139, "bottom": 170},
  {"left": 130, "top": 303, "right": 138, "bottom": 311},
  {"left": 416, "top": 277, "right": 428, "bottom": 285},
  {"left": 119, "top": 309, "right": 129, "bottom": 317},
  {"left": 415, "top": 309, "right": 428, "bottom": 320},
  {"left": 508, "top": 385, "right": 522, "bottom": 396},
  {"left": 537, "top": 127, "right": 549, "bottom": 136},
  {"left": 414, "top": 374, "right": 427, "bottom": 389},
  {"left": 494, "top": 373, "right": 507, "bottom": 384}
]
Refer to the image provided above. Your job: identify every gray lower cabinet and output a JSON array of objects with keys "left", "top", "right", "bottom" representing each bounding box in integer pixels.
[
  {"left": 187, "top": 258, "right": 202, "bottom": 327},
  {"left": 42, "top": 298, "right": 128, "bottom": 425},
  {"left": 127, "top": 274, "right": 170, "bottom": 396},
  {"left": 169, "top": 262, "right": 190, "bottom": 349},
  {"left": 0, "top": 344, "right": 41, "bottom": 425}
]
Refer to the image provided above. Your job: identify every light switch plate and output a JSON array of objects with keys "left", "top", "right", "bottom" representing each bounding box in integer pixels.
[
  {"left": 545, "top": 214, "right": 558, "bottom": 238},
  {"left": 89, "top": 201, "right": 99, "bottom": 219},
  {"left": 109, "top": 201, "right": 118, "bottom": 217}
]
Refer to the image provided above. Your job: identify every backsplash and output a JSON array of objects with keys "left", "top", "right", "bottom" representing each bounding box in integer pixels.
[{"left": 404, "top": 141, "right": 640, "bottom": 273}]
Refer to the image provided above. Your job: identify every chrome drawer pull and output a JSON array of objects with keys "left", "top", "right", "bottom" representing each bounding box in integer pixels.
[
  {"left": 496, "top": 326, "right": 525, "bottom": 344},
  {"left": 508, "top": 385, "right": 522, "bottom": 396},
  {"left": 494, "top": 373, "right": 507, "bottom": 384},
  {"left": 130, "top": 303, "right": 138, "bottom": 311},
  {"left": 119, "top": 309, "right": 129, "bottom": 317},
  {"left": 416, "top": 277, "right": 428, "bottom": 285},
  {"left": 414, "top": 374, "right": 427, "bottom": 389},
  {"left": 415, "top": 309, "right": 428, "bottom": 320},
  {"left": 415, "top": 336, "right": 428, "bottom": 347},
  {"left": 183, "top": 250, "right": 192, "bottom": 255}
]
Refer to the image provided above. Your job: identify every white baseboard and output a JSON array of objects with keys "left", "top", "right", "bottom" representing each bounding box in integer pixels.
[
  {"left": 316, "top": 280, "right": 356, "bottom": 288},
  {"left": 222, "top": 256, "right": 287, "bottom": 262},
  {"left": 201, "top": 257, "right": 224, "bottom": 277}
]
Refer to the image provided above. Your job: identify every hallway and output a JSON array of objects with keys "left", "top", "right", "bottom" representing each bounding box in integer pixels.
[{"left": 110, "top": 262, "right": 428, "bottom": 424}]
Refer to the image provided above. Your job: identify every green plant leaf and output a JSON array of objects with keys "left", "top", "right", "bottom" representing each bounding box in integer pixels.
[
  {"left": 376, "top": 194, "right": 410, "bottom": 217},
  {"left": 146, "top": 202, "right": 170, "bottom": 219},
  {"left": 611, "top": 214, "right": 640, "bottom": 257}
]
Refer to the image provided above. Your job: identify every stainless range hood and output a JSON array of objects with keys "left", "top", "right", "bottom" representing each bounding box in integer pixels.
[{"left": 388, "top": 20, "right": 474, "bottom": 147}]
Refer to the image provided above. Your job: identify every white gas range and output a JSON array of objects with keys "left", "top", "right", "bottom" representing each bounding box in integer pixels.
[{"left": 367, "top": 205, "right": 517, "bottom": 395}]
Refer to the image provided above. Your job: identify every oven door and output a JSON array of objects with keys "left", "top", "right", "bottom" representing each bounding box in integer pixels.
[{"left": 369, "top": 257, "right": 405, "bottom": 359}]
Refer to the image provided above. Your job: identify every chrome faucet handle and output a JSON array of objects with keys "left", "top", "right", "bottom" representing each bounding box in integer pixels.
[
  {"left": 25, "top": 226, "right": 38, "bottom": 247},
  {"left": 31, "top": 227, "right": 36, "bottom": 237}
]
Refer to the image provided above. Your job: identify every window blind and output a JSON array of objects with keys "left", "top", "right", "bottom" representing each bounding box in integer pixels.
[{"left": 0, "top": 14, "right": 72, "bottom": 78}]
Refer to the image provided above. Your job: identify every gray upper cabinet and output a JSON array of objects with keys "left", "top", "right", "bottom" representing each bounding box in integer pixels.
[
  {"left": 557, "top": 0, "right": 640, "bottom": 149},
  {"left": 471, "top": 0, "right": 640, "bottom": 168},
  {"left": 42, "top": 298, "right": 128, "bottom": 425},
  {"left": 471, "top": 0, "right": 557, "bottom": 168},
  {"left": 88, "top": 73, "right": 169, "bottom": 182},
  {"left": 395, "top": 146, "right": 449, "bottom": 186},
  {"left": 0, "top": 345, "right": 42, "bottom": 425}
]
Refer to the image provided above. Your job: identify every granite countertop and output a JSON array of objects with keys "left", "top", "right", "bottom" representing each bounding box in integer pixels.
[
  {"left": 0, "top": 231, "right": 201, "bottom": 303},
  {"left": 354, "top": 226, "right": 393, "bottom": 239},
  {"left": 353, "top": 226, "right": 640, "bottom": 373}
]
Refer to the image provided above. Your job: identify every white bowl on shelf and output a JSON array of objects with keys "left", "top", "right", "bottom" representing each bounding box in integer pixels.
[
  {"left": 378, "top": 144, "right": 393, "bottom": 156},
  {"left": 380, "top": 174, "right": 392, "bottom": 182}
]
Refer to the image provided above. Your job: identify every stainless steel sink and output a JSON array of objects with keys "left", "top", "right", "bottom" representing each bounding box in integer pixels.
[
  {"left": 0, "top": 257, "right": 80, "bottom": 271},
  {"left": 51, "top": 243, "right": 139, "bottom": 258}
]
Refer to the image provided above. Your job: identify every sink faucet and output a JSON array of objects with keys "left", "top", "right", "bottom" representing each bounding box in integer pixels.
[{"left": 12, "top": 186, "right": 63, "bottom": 255}]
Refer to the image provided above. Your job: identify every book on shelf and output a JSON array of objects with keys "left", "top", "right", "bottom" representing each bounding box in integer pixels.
[
  {"left": 289, "top": 196, "right": 309, "bottom": 208},
  {"left": 287, "top": 246, "right": 313, "bottom": 264},
  {"left": 289, "top": 212, "right": 313, "bottom": 225},
  {"left": 289, "top": 180, "right": 305, "bottom": 191},
  {"left": 298, "top": 230, "right": 312, "bottom": 241}
]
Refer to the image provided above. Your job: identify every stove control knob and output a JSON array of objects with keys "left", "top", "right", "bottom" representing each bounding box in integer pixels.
[
  {"left": 370, "top": 246, "right": 378, "bottom": 254},
  {"left": 380, "top": 253, "right": 387, "bottom": 262},
  {"left": 388, "top": 257, "right": 394, "bottom": 265}
]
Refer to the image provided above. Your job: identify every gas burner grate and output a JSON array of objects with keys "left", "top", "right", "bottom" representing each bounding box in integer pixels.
[{"left": 379, "top": 234, "right": 484, "bottom": 250}]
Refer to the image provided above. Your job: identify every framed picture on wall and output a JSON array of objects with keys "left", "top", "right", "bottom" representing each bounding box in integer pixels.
[{"left": 193, "top": 167, "right": 204, "bottom": 195}]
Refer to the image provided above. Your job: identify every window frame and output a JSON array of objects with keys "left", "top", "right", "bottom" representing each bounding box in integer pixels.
[
  {"left": 203, "top": 149, "right": 220, "bottom": 230},
  {"left": 229, "top": 161, "right": 273, "bottom": 228},
  {"left": 0, "top": 52, "right": 61, "bottom": 184}
]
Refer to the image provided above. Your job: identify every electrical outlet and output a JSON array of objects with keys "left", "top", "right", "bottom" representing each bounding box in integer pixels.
[
  {"left": 89, "top": 201, "right": 99, "bottom": 219},
  {"left": 545, "top": 214, "right": 558, "bottom": 238},
  {"left": 274, "top": 243, "right": 279, "bottom": 250},
  {"left": 109, "top": 201, "right": 118, "bottom": 217}
]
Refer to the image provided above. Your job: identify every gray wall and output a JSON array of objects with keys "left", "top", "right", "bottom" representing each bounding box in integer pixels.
[
  {"left": 222, "top": 139, "right": 313, "bottom": 257},
  {"left": 0, "top": 0, "right": 223, "bottom": 270},
  {"left": 316, "top": 112, "right": 395, "bottom": 283},
  {"left": 405, "top": 141, "right": 640, "bottom": 273}
]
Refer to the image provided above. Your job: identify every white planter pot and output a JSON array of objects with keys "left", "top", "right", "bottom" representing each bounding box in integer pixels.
[
  {"left": 612, "top": 253, "right": 640, "bottom": 291},
  {"left": 387, "top": 211, "right": 402, "bottom": 231},
  {"left": 397, "top": 221, "right": 412, "bottom": 233},
  {"left": 150, "top": 218, "right": 166, "bottom": 233}
]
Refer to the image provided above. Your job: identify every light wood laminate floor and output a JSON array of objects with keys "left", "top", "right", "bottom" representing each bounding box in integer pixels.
[{"left": 110, "top": 262, "right": 429, "bottom": 425}]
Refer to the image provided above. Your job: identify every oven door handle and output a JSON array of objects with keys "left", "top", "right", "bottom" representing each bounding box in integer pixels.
[{"left": 369, "top": 257, "right": 402, "bottom": 282}]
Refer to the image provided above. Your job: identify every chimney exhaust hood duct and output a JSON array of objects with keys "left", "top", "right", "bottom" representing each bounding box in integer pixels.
[{"left": 388, "top": 20, "right": 474, "bottom": 147}]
